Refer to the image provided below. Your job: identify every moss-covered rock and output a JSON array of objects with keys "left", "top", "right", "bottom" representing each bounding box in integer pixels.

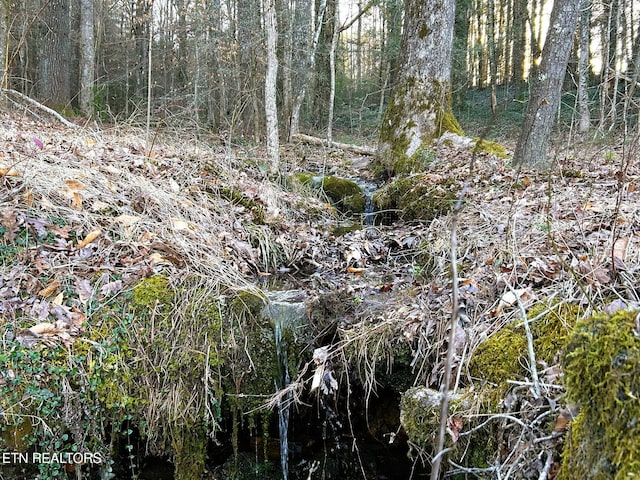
[
  {"left": 472, "top": 138, "right": 509, "bottom": 159},
  {"left": 470, "top": 302, "right": 580, "bottom": 408},
  {"left": 558, "top": 308, "right": 640, "bottom": 480},
  {"left": 372, "top": 174, "right": 459, "bottom": 223},
  {"left": 400, "top": 387, "right": 470, "bottom": 450},
  {"left": 292, "top": 173, "right": 366, "bottom": 214}
]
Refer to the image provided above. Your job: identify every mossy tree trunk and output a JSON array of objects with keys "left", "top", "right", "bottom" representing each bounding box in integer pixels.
[
  {"left": 377, "top": 0, "right": 462, "bottom": 175},
  {"left": 512, "top": 0, "right": 581, "bottom": 168}
]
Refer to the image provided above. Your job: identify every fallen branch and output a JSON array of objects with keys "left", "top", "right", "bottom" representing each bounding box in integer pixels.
[
  {"left": 2, "top": 89, "right": 78, "bottom": 129},
  {"left": 291, "top": 133, "right": 377, "bottom": 156}
]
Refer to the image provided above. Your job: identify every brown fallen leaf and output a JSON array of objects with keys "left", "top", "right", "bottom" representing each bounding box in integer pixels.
[
  {"left": 447, "top": 416, "right": 464, "bottom": 443},
  {"left": 29, "top": 322, "right": 59, "bottom": 335},
  {"left": 51, "top": 292, "right": 64, "bottom": 306},
  {"left": 70, "top": 308, "right": 87, "bottom": 328},
  {"left": 613, "top": 237, "right": 629, "bottom": 270},
  {"left": 23, "top": 190, "right": 34, "bottom": 207},
  {"left": 346, "top": 266, "right": 365, "bottom": 275},
  {"left": 592, "top": 266, "right": 611, "bottom": 284},
  {"left": 77, "top": 228, "right": 102, "bottom": 249},
  {"left": 1, "top": 209, "right": 19, "bottom": 241},
  {"left": 72, "top": 191, "right": 83, "bottom": 210},
  {"left": 38, "top": 281, "right": 61, "bottom": 298},
  {"left": 553, "top": 405, "right": 580, "bottom": 433},
  {"left": 65, "top": 179, "right": 85, "bottom": 192},
  {"left": 0, "top": 165, "right": 20, "bottom": 176}
]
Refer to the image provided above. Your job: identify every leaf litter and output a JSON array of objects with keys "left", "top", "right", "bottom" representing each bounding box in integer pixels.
[{"left": 1, "top": 110, "right": 640, "bottom": 477}]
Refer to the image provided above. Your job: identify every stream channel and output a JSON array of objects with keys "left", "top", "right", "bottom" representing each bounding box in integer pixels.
[
  {"left": 116, "top": 174, "right": 427, "bottom": 479},
  {"left": 210, "top": 175, "right": 427, "bottom": 480}
]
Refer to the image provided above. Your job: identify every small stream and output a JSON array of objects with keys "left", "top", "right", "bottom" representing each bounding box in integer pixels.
[
  {"left": 359, "top": 180, "right": 377, "bottom": 226},
  {"left": 262, "top": 290, "right": 307, "bottom": 480}
]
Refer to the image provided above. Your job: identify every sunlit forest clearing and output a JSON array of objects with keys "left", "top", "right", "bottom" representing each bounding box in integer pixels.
[{"left": 1, "top": 0, "right": 640, "bottom": 479}]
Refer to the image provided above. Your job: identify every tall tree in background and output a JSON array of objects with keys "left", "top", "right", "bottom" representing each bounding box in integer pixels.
[
  {"left": 513, "top": 0, "right": 581, "bottom": 167},
  {"left": 237, "top": 0, "right": 261, "bottom": 139},
  {"left": 577, "top": 0, "right": 592, "bottom": 133},
  {"left": 79, "top": 0, "right": 95, "bottom": 115},
  {"left": 289, "top": 0, "right": 325, "bottom": 139},
  {"left": 265, "top": 0, "right": 279, "bottom": 173},
  {"left": 379, "top": 0, "right": 402, "bottom": 112},
  {"left": 511, "top": 0, "right": 527, "bottom": 94},
  {"left": 0, "top": 0, "right": 7, "bottom": 88},
  {"left": 38, "top": 0, "right": 71, "bottom": 109},
  {"left": 377, "top": 0, "right": 461, "bottom": 175},
  {"left": 452, "top": 0, "right": 471, "bottom": 108},
  {"left": 132, "top": 0, "right": 152, "bottom": 98},
  {"left": 312, "top": 0, "right": 336, "bottom": 127}
]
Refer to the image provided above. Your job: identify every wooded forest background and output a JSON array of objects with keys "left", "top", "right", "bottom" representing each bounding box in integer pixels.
[{"left": 1, "top": 0, "right": 639, "bottom": 141}]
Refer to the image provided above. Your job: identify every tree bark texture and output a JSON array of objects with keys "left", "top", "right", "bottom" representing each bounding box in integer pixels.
[
  {"left": 0, "top": 0, "right": 7, "bottom": 88},
  {"left": 237, "top": 0, "right": 261, "bottom": 139},
  {"left": 512, "top": 0, "right": 581, "bottom": 167},
  {"left": 289, "top": 0, "right": 326, "bottom": 139},
  {"left": 38, "top": 0, "right": 71, "bottom": 108},
  {"left": 577, "top": 0, "right": 591, "bottom": 133},
  {"left": 79, "top": 0, "right": 95, "bottom": 115},
  {"left": 377, "top": 0, "right": 459, "bottom": 175},
  {"left": 265, "top": 0, "right": 280, "bottom": 173}
]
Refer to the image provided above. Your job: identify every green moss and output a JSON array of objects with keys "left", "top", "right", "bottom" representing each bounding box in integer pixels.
[
  {"left": 377, "top": 79, "right": 464, "bottom": 178},
  {"left": 472, "top": 138, "right": 509, "bottom": 159},
  {"left": 470, "top": 302, "right": 580, "bottom": 406},
  {"left": 436, "top": 109, "right": 464, "bottom": 137},
  {"left": 400, "top": 387, "right": 470, "bottom": 450},
  {"left": 219, "top": 186, "right": 266, "bottom": 224},
  {"left": 558, "top": 309, "right": 640, "bottom": 480},
  {"left": 470, "top": 325, "right": 527, "bottom": 401},
  {"left": 291, "top": 173, "right": 366, "bottom": 214},
  {"left": 0, "top": 416, "right": 33, "bottom": 452},
  {"left": 395, "top": 147, "right": 436, "bottom": 175},
  {"left": 321, "top": 176, "right": 366, "bottom": 213},
  {"left": 372, "top": 174, "right": 459, "bottom": 222},
  {"left": 132, "top": 275, "right": 173, "bottom": 311},
  {"left": 229, "top": 289, "right": 267, "bottom": 319},
  {"left": 172, "top": 423, "right": 207, "bottom": 480}
]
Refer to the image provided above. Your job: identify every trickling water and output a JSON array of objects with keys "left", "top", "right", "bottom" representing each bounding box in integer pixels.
[
  {"left": 358, "top": 180, "right": 377, "bottom": 226},
  {"left": 274, "top": 319, "right": 290, "bottom": 480},
  {"left": 262, "top": 290, "right": 307, "bottom": 480},
  {"left": 363, "top": 194, "right": 374, "bottom": 225}
]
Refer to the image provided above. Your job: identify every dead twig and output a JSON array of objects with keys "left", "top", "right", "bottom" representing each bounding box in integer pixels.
[
  {"left": 503, "top": 278, "right": 541, "bottom": 398},
  {"left": 2, "top": 89, "right": 77, "bottom": 128}
]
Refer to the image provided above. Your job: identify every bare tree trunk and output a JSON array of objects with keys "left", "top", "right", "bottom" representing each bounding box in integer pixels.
[
  {"left": 311, "top": 0, "right": 335, "bottom": 127},
  {"left": 278, "top": 0, "right": 293, "bottom": 132},
  {"left": 79, "top": 0, "right": 95, "bottom": 115},
  {"left": 289, "top": 0, "right": 326, "bottom": 139},
  {"left": 326, "top": 0, "right": 339, "bottom": 142},
  {"left": 133, "top": 0, "right": 152, "bottom": 97},
  {"left": 38, "top": 0, "right": 71, "bottom": 109},
  {"left": 577, "top": 0, "right": 591, "bottom": 133},
  {"left": 238, "top": 0, "right": 261, "bottom": 140},
  {"left": 452, "top": 0, "right": 470, "bottom": 108},
  {"left": 0, "top": 0, "right": 7, "bottom": 89},
  {"left": 265, "top": 0, "right": 280, "bottom": 174},
  {"left": 513, "top": 0, "right": 581, "bottom": 167},
  {"left": 378, "top": 0, "right": 461, "bottom": 176}
]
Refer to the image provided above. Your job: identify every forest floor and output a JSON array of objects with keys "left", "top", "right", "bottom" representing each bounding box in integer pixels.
[{"left": 1, "top": 106, "right": 639, "bottom": 479}]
